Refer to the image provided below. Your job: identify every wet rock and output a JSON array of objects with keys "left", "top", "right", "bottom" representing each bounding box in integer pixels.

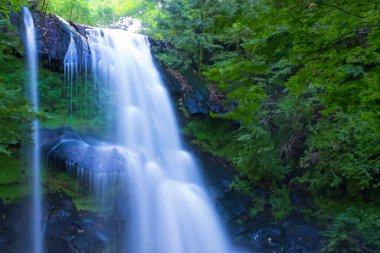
[
  {"left": 44, "top": 194, "right": 118, "bottom": 253},
  {"left": 282, "top": 218, "right": 321, "bottom": 253},
  {"left": 0, "top": 200, "right": 16, "bottom": 253},
  {"left": 41, "top": 128, "right": 128, "bottom": 186},
  {"left": 246, "top": 226, "right": 284, "bottom": 252},
  {"left": 235, "top": 214, "right": 322, "bottom": 253}
]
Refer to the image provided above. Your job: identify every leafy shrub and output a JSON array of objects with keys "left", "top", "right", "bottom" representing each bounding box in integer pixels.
[{"left": 322, "top": 207, "right": 380, "bottom": 253}]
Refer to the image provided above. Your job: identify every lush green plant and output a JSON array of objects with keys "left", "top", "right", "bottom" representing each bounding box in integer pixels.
[
  {"left": 0, "top": 0, "right": 26, "bottom": 17},
  {"left": 321, "top": 207, "right": 380, "bottom": 253},
  {"left": 0, "top": 21, "right": 34, "bottom": 155},
  {"left": 182, "top": 116, "right": 240, "bottom": 161},
  {"left": 268, "top": 186, "right": 292, "bottom": 219},
  {"left": 298, "top": 112, "right": 380, "bottom": 194}
]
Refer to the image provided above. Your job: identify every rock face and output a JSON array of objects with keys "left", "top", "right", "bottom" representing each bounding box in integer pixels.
[
  {"left": 151, "top": 40, "right": 228, "bottom": 114},
  {"left": 11, "top": 9, "right": 90, "bottom": 71}
]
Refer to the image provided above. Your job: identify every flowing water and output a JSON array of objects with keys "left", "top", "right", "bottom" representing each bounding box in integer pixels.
[
  {"left": 64, "top": 34, "right": 78, "bottom": 113},
  {"left": 23, "top": 7, "right": 43, "bottom": 253},
  {"left": 86, "top": 28, "right": 231, "bottom": 253}
]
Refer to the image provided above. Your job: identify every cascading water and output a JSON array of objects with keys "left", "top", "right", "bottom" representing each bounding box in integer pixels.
[
  {"left": 64, "top": 34, "right": 78, "bottom": 113},
  {"left": 86, "top": 28, "right": 231, "bottom": 253},
  {"left": 23, "top": 7, "right": 43, "bottom": 253}
]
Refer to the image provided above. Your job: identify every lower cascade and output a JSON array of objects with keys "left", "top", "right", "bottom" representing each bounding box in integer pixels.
[{"left": 84, "top": 29, "right": 231, "bottom": 252}]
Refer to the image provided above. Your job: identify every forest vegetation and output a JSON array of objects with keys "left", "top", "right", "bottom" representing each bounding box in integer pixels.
[{"left": 0, "top": 0, "right": 379, "bottom": 252}]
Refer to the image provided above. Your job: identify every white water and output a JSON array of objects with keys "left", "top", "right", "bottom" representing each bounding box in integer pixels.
[
  {"left": 86, "top": 28, "right": 231, "bottom": 253},
  {"left": 64, "top": 34, "right": 78, "bottom": 113},
  {"left": 23, "top": 7, "right": 43, "bottom": 253}
]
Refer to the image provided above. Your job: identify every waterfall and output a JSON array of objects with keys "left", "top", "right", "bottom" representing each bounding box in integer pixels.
[
  {"left": 22, "top": 7, "right": 43, "bottom": 253},
  {"left": 86, "top": 28, "right": 231, "bottom": 253}
]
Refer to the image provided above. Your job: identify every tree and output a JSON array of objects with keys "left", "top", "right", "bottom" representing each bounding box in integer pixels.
[{"left": 0, "top": 0, "right": 26, "bottom": 17}]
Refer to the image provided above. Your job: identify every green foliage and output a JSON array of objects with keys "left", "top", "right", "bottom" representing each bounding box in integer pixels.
[
  {"left": 298, "top": 112, "right": 380, "bottom": 193},
  {"left": 248, "top": 196, "right": 265, "bottom": 218},
  {"left": 152, "top": 0, "right": 224, "bottom": 72},
  {"left": 0, "top": 0, "right": 26, "bottom": 17},
  {"left": 229, "top": 177, "right": 253, "bottom": 196},
  {"left": 38, "top": 69, "right": 66, "bottom": 114},
  {"left": 268, "top": 187, "right": 292, "bottom": 219},
  {"left": 321, "top": 207, "right": 380, "bottom": 253},
  {"left": 183, "top": 116, "right": 240, "bottom": 161},
  {"left": 234, "top": 125, "right": 287, "bottom": 183},
  {"left": 38, "top": 0, "right": 158, "bottom": 27},
  {"left": 0, "top": 24, "right": 34, "bottom": 154}
]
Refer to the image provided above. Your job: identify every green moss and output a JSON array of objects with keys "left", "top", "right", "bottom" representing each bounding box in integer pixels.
[
  {"left": 45, "top": 172, "right": 81, "bottom": 197},
  {"left": 41, "top": 113, "right": 108, "bottom": 136},
  {"left": 0, "top": 154, "right": 24, "bottom": 184},
  {"left": 0, "top": 154, "right": 29, "bottom": 203},
  {"left": 72, "top": 196, "right": 111, "bottom": 213},
  {"left": 45, "top": 171, "right": 111, "bottom": 213}
]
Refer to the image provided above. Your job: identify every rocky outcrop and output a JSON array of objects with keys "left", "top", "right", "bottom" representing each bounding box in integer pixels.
[
  {"left": 11, "top": 9, "right": 89, "bottom": 70},
  {"left": 150, "top": 40, "right": 228, "bottom": 115},
  {"left": 45, "top": 194, "right": 124, "bottom": 253},
  {"left": 0, "top": 194, "right": 124, "bottom": 253},
  {"left": 42, "top": 128, "right": 127, "bottom": 175}
]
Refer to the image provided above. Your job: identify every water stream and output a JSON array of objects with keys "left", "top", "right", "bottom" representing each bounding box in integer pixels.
[{"left": 23, "top": 7, "right": 43, "bottom": 253}]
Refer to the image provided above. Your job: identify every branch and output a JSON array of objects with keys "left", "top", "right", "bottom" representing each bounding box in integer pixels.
[
  {"left": 353, "top": 240, "right": 376, "bottom": 253},
  {"left": 318, "top": 1, "right": 366, "bottom": 19}
]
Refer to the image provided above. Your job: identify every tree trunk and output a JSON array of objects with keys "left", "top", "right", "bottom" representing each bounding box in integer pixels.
[{"left": 69, "top": 5, "right": 74, "bottom": 20}]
